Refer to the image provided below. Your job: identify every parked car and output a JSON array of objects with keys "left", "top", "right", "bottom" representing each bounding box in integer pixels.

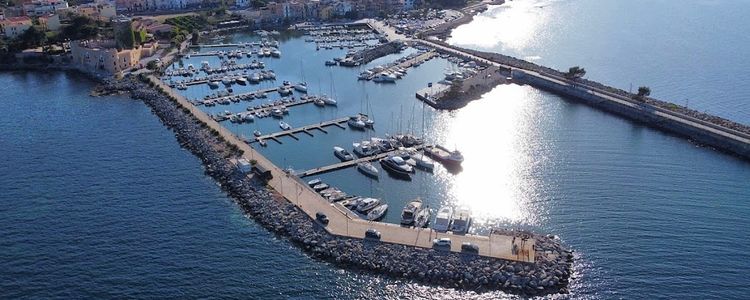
[
  {"left": 365, "top": 229, "right": 381, "bottom": 240},
  {"left": 432, "top": 238, "right": 451, "bottom": 248},
  {"left": 461, "top": 242, "right": 479, "bottom": 254},
  {"left": 315, "top": 212, "right": 329, "bottom": 225}
]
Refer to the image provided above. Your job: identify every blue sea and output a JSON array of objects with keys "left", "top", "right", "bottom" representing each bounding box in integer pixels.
[{"left": 2, "top": 1, "right": 750, "bottom": 298}]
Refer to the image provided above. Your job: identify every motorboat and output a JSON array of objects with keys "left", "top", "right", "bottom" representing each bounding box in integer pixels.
[
  {"left": 353, "top": 142, "right": 380, "bottom": 157},
  {"left": 412, "top": 153, "right": 435, "bottom": 171},
  {"left": 253, "top": 130, "right": 262, "bottom": 137},
  {"left": 221, "top": 77, "right": 232, "bottom": 86},
  {"left": 367, "top": 204, "right": 388, "bottom": 221},
  {"left": 379, "top": 156, "right": 412, "bottom": 179},
  {"left": 339, "top": 197, "right": 360, "bottom": 210},
  {"left": 271, "top": 48, "right": 281, "bottom": 57},
  {"left": 242, "top": 114, "right": 255, "bottom": 122},
  {"left": 414, "top": 207, "right": 431, "bottom": 228},
  {"left": 357, "top": 162, "right": 378, "bottom": 178},
  {"left": 400, "top": 198, "right": 423, "bottom": 225},
  {"left": 279, "top": 121, "right": 291, "bottom": 131},
  {"left": 347, "top": 116, "right": 366, "bottom": 130},
  {"left": 208, "top": 81, "right": 220, "bottom": 89},
  {"left": 424, "top": 145, "right": 464, "bottom": 167},
  {"left": 325, "top": 60, "right": 337, "bottom": 66},
  {"left": 236, "top": 77, "right": 248, "bottom": 85},
  {"left": 313, "top": 98, "right": 326, "bottom": 107},
  {"left": 249, "top": 73, "right": 261, "bottom": 83},
  {"left": 293, "top": 82, "right": 308, "bottom": 93},
  {"left": 333, "top": 146, "right": 354, "bottom": 161},
  {"left": 449, "top": 208, "right": 472, "bottom": 234},
  {"left": 307, "top": 178, "right": 322, "bottom": 187},
  {"left": 356, "top": 198, "right": 381, "bottom": 213},
  {"left": 322, "top": 96, "right": 337, "bottom": 106},
  {"left": 433, "top": 206, "right": 453, "bottom": 232},
  {"left": 313, "top": 183, "right": 329, "bottom": 191},
  {"left": 271, "top": 109, "right": 284, "bottom": 118}
]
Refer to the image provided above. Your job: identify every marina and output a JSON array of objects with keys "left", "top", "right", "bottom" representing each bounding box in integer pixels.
[{"left": 5, "top": 0, "right": 750, "bottom": 298}]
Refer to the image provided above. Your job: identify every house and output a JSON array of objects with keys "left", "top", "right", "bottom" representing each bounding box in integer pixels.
[
  {"left": 0, "top": 16, "right": 33, "bottom": 39},
  {"left": 22, "top": 0, "right": 69, "bottom": 17},
  {"left": 38, "top": 14, "right": 61, "bottom": 31},
  {"left": 71, "top": 0, "right": 117, "bottom": 21}
]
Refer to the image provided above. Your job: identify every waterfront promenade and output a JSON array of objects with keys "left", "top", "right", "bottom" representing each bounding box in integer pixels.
[{"left": 149, "top": 75, "right": 535, "bottom": 263}]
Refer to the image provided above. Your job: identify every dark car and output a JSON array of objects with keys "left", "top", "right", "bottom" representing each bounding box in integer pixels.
[
  {"left": 461, "top": 242, "right": 479, "bottom": 254},
  {"left": 365, "top": 229, "right": 381, "bottom": 240},
  {"left": 315, "top": 212, "right": 329, "bottom": 225}
]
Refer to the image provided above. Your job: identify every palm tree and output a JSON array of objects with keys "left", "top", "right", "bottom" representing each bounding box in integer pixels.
[
  {"left": 565, "top": 66, "right": 586, "bottom": 80},
  {"left": 635, "top": 86, "right": 651, "bottom": 101}
]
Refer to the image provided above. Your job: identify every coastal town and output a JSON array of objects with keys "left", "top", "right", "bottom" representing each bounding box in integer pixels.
[{"left": 3, "top": 0, "right": 750, "bottom": 297}]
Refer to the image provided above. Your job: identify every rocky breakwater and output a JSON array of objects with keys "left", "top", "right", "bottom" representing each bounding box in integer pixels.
[{"left": 111, "top": 76, "right": 573, "bottom": 296}]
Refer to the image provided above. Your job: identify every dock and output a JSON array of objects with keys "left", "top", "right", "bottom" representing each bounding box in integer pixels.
[
  {"left": 202, "top": 86, "right": 281, "bottom": 102},
  {"left": 299, "top": 145, "right": 425, "bottom": 177},
  {"left": 365, "top": 50, "right": 437, "bottom": 80},
  {"left": 252, "top": 115, "right": 358, "bottom": 144},
  {"left": 415, "top": 82, "right": 451, "bottom": 107},
  {"left": 190, "top": 43, "right": 244, "bottom": 48},
  {"left": 216, "top": 98, "right": 317, "bottom": 121}
]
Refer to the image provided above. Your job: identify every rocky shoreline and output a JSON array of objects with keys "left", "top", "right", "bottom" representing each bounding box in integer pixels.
[{"left": 104, "top": 75, "right": 574, "bottom": 296}]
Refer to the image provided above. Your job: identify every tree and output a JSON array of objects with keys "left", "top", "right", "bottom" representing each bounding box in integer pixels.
[
  {"left": 15, "top": 26, "right": 47, "bottom": 50},
  {"left": 565, "top": 66, "right": 586, "bottom": 79},
  {"left": 635, "top": 86, "right": 651, "bottom": 101},
  {"left": 191, "top": 29, "right": 200, "bottom": 44},
  {"left": 146, "top": 60, "right": 159, "bottom": 70},
  {"left": 60, "top": 16, "right": 100, "bottom": 41}
]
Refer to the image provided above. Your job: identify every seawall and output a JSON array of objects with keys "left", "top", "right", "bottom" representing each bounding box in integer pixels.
[{"left": 512, "top": 70, "right": 750, "bottom": 159}]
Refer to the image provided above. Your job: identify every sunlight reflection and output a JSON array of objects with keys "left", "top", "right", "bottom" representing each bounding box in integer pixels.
[
  {"left": 434, "top": 84, "right": 544, "bottom": 228},
  {"left": 448, "top": 0, "right": 551, "bottom": 52}
]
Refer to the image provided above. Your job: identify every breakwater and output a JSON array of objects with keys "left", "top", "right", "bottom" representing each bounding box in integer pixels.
[
  {"left": 101, "top": 75, "right": 574, "bottom": 295},
  {"left": 419, "top": 39, "right": 750, "bottom": 160},
  {"left": 512, "top": 69, "right": 750, "bottom": 159}
]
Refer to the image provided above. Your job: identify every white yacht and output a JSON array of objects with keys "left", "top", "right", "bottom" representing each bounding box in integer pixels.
[
  {"left": 433, "top": 206, "right": 453, "bottom": 232},
  {"left": 449, "top": 208, "right": 472, "bottom": 234},
  {"left": 367, "top": 204, "right": 388, "bottom": 221},
  {"left": 293, "top": 82, "right": 308, "bottom": 93},
  {"left": 333, "top": 146, "right": 354, "bottom": 161},
  {"left": 357, "top": 162, "right": 379, "bottom": 178},
  {"left": 279, "top": 121, "right": 291, "bottom": 131},
  {"left": 400, "top": 198, "right": 423, "bottom": 225},
  {"left": 356, "top": 198, "right": 381, "bottom": 213},
  {"left": 353, "top": 141, "right": 380, "bottom": 157},
  {"left": 321, "top": 95, "right": 337, "bottom": 106},
  {"left": 347, "top": 116, "right": 366, "bottom": 130}
]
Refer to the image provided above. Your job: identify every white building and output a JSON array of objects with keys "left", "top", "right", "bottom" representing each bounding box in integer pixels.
[{"left": 22, "top": 0, "right": 69, "bottom": 17}]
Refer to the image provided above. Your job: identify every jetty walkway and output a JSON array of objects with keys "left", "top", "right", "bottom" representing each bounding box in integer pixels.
[
  {"left": 299, "top": 145, "right": 426, "bottom": 177},
  {"left": 150, "top": 75, "right": 535, "bottom": 263},
  {"left": 252, "top": 116, "right": 352, "bottom": 144}
]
